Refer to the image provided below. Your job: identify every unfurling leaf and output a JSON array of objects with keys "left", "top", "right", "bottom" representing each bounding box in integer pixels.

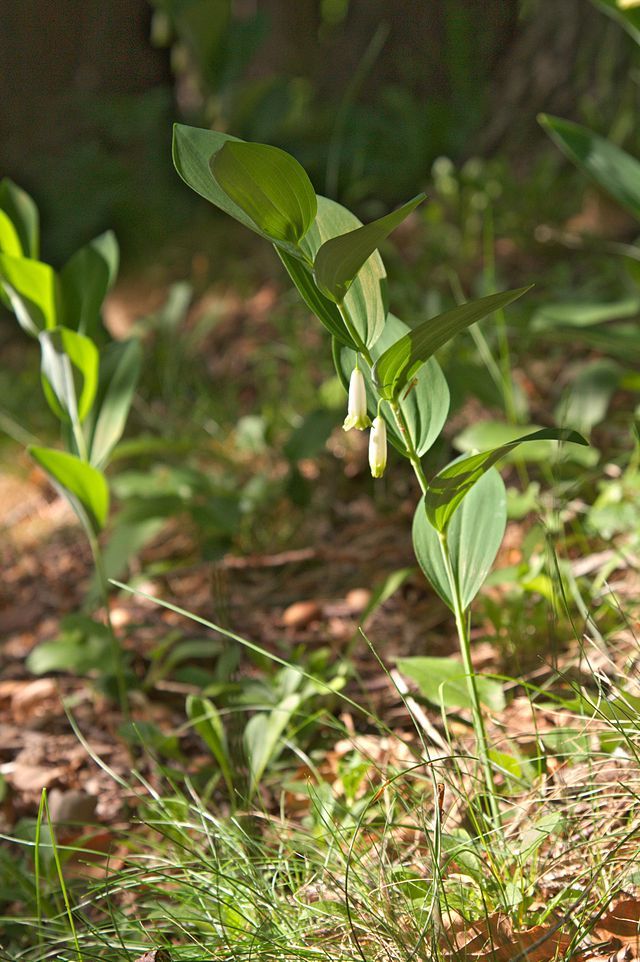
[{"left": 39, "top": 327, "right": 99, "bottom": 424}]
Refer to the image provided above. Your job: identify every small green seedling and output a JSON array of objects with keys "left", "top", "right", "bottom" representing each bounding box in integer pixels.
[
  {"left": 173, "top": 126, "right": 588, "bottom": 821},
  {"left": 0, "top": 179, "right": 141, "bottom": 714}
]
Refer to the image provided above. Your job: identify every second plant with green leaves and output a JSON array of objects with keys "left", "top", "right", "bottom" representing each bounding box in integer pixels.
[{"left": 173, "top": 123, "right": 587, "bottom": 822}]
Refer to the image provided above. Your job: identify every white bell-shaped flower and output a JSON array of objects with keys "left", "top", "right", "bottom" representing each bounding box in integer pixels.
[
  {"left": 343, "top": 367, "right": 371, "bottom": 431},
  {"left": 369, "top": 416, "right": 387, "bottom": 478}
]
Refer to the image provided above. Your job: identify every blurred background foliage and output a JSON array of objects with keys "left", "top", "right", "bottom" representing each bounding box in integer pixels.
[{"left": 1, "top": 0, "right": 639, "bottom": 264}]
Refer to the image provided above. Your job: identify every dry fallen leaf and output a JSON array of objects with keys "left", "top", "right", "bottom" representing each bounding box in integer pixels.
[
  {"left": 281, "top": 600, "right": 322, "bottom": 629},
  {"left": 441, "top": 911, "right": 573, "bottom": 962},
  {"left": 133, "top": 950, "right": 171, "bottom": 962}
]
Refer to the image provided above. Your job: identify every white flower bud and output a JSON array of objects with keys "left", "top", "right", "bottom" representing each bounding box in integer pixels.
[
  {"left": 369, "top": 416, "right": 387, "bottom": 478},
  {"left": 343, "top": 368, "right": 371, "bottom": 431}
]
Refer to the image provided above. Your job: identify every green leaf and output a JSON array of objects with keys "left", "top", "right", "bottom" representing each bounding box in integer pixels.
[
  {"left": 313, "top": 194, "right": 425, "bottom": 302},
  {"left": 426, "top": 428, "right": 586, "bottom": 533},
  {"left": 39, "top": 327, "right": 99, "bottom": 424},
  {"left": 556, "top": 359, "right": 620, "bottom": 436},
  {"left": 0, "top": 253, "right": 59, "bottom": 336},
  {"left": 278, "top": 246, "right": 352, "bottom": 345},
  {"left": 0, "top": 210, "right": 23, "bottom": 257},
  {"left": 187, "top": 695, "right": 234, "bottom": 797},
  {"left": 244, "top": 693, "right": 301, "bottom": 795},
  {"left": 539, "top": 114, "right": 640, "bottom": 223},
  {"left": 0, "top": 178, "right": 39, "bottom": 258},
  {"left": 60, "top": 230, "right": 119, "bottom": 336},
  {"left": 397, "top": 656, "right": 505, "bottom": 711},
  {"left": 412, "top": 466, "right": 507, "bottom": 610},
  {"left": 373, "top": 287, "right": 531, "bottom": 399},
  {"left": 88, "top": 338, "right": 142, "bottom": 468},
  {"left": 211, "top": 140, "right": 317, "bottom": 245},
  {"left": 532, "top": 297, "right": 640, "bottom": 331},
  {"left": 173, "top": 124, "right": 257, "bottom": 224},
  {"left": 26, "top": 614, "right": 114, "bottom": 676},
  {"left": 592, "top": 0, "right": 640, "bottom": 48},
  {"left": 28, "top": 446, "right": 109, "bottom": 533},
  {"left": 301, "top": 196, "right": 388, "bottom": 348},
  {"left": 333, "top": 312, "right": 449, "bottom": 456}
]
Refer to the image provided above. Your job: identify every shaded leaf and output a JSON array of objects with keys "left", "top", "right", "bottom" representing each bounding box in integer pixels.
[
  {"left": 60, "top": 230, "right": 118, "bottom": 336},
  {"left": 426, "top": 428, "right": 587, "bottom": 533},
  {"left": 540, "top": 114, "right": 640, "bottom": 223},
  {"left": 373, "top": 287, "right": 530, "bottom": 399},
  {"left": 594, "top": 0, "right": 640, "bottom": 45},
  {"left": 0, "top": 178, "right": 39, "bottom": 258},
  {"left": 557, "top": 358, "right": 620, "bottom": 436},
  {"left": 314, "top": 194, "right": 424, "bottom": 303},
  {"left": 211, "top": 140, "right": 317, "bottom": 244},
  {"left": 398, "top": 656, "right": 505, "bottom": 711},
  {"left": 39, "top": 327, "right": 99, "bottom": 424},
  {"left": 278, "top": 246, "right": 352, "bottom": 345},
  {"left": 412, "top": 466, "right": 506, "bottom": 610},
  {"left": 28, "top": 446, "right": 109, "bottom": 533},
  {"left": 88, "top": 338, "right": 142, "bottom": 468}
]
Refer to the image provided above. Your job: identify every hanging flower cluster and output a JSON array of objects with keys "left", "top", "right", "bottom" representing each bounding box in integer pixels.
[{"left": 343, "top": 365, "right": 387, "bottom": 479}]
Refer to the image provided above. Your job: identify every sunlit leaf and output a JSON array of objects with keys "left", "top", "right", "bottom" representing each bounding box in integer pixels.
[
  {"left": 0, "top": 253, "right": 59, "bottom": 336},
  {"left": 28, "top": 446, "right": 109, "bottom": 533},
  {"left": 398, "top": 656, "right": 505, "bottom": 711},
  {"left": 426, "top": 428, "right": 586, "bottom": 533},
  {"left": 187, "top": 695, "right": 234, "bottom": 797},
  {"left": 0, "top": 210, "right": 22, "bottom": 257},
  {"left": 39, "top": 327, "right": 99, "bottom": 424},
  {"left": 412, "top": 466, "right": 507, "bottom": 610},
  {"left": 211, "top": 140, "right": 317, "bottom": 244},
  {"left": 314, "top": 194, "right": 425, "bottom": 303},
  {"left": 373, "top": 287, "right": 531, "bottom": 399}
]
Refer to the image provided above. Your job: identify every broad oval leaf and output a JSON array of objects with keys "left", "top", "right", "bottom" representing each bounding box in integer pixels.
[
  {"left": 373, "top": 287, "right": 531, "bottom": 400},
  {"left": 397, "top": 656, "right": 505, "bottom": 711},
  {"left": 28, "top": 445, "right": 109, "bottom": 533},
  {"left": 412, "top": 466, "right": 507, "bottom": 611},
  {"left": 299, "top": 196, "right": 388, "bottom": 349},
  {"left": 39, "top": 327, "right": 99, "bottom": 424},
  {"left": 333, "top": 312, "right": 449, "bottom": 457},
  {"left": 88, "top": 338, "right": 142, "bottom": 468},
  {"left": 0, "top": 253, "right": 59, "bottom": 336},
  {"left": 539, "top": 114, "right": 640, "bottom": 223},
  {"left": 426, "top": 428, "right": 587, "bottom": 533},
  {"left": 314, "top": 193, "right": 425, "bottom": 303},
  {"left": 0, "top": 178, "right": 39, "bottom": 258},
  {"left": 211, "top": 140, "right": 317, "bottom": 245}
]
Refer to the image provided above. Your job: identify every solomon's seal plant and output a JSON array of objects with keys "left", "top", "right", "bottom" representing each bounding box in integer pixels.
[
  {"left": 0, "top": 178, "right": 141, "bottom": 715},
  {"left": 172, "top": 124, "right": 587, "bottom": 824}
]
